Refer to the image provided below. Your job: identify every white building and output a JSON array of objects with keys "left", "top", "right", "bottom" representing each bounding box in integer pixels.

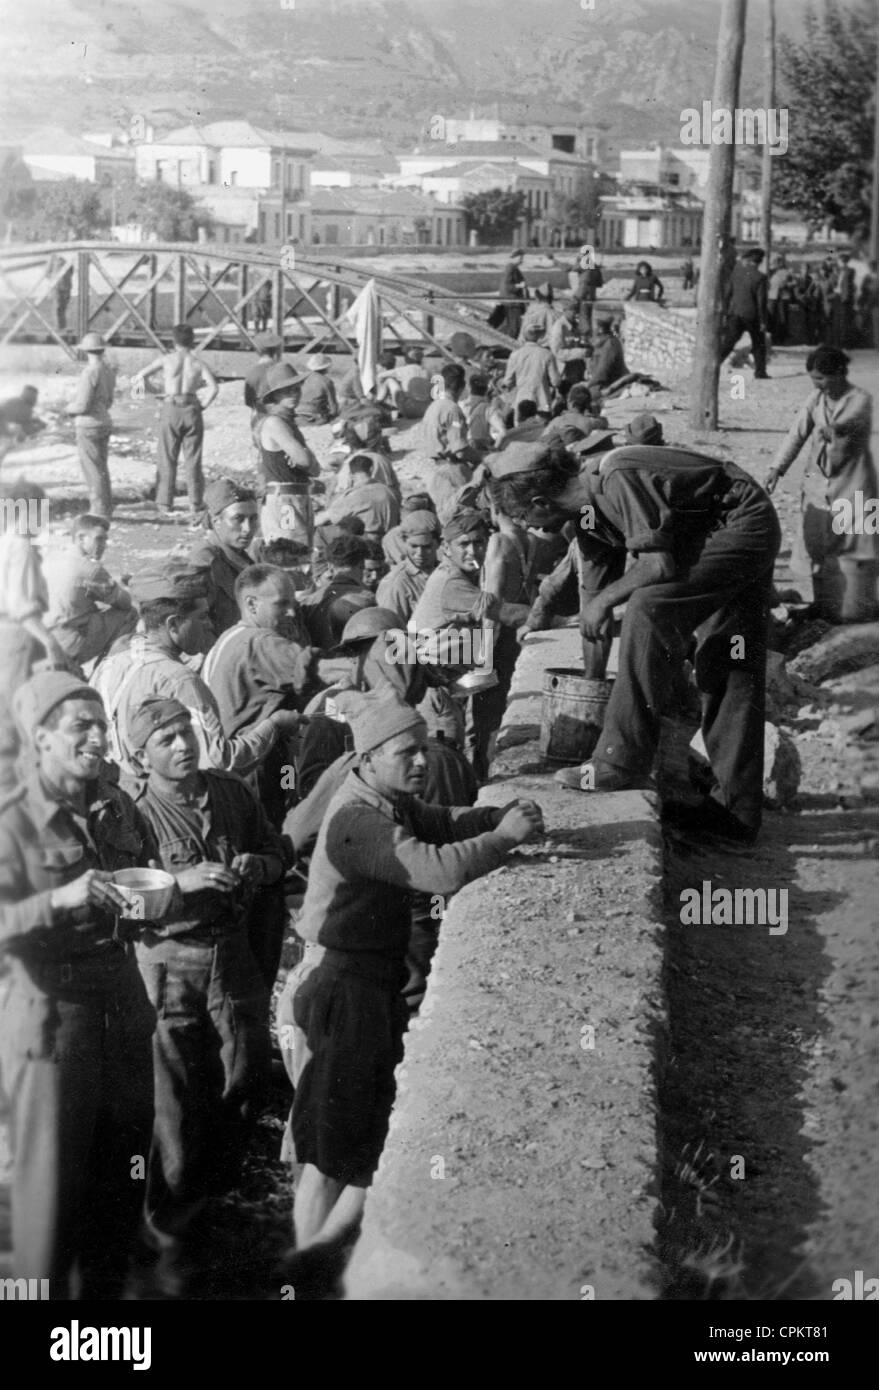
[
  {"left": 619, "top": 145, "right": 745, "bottom": 199},
  {"left": 134, "top": 121, "right": 313, "bottom": 195},
  {"left": 598, "top": 193, "right": 704, "bottom": 250},
  {"left": 22, "top": 132, "right": 135, "bottom": 183},
  {"left": 440, "top": 102, "right": 606, "bottom": 165},
  {"left": 398, "top": 142, "right": 592, "bottom": 203}
]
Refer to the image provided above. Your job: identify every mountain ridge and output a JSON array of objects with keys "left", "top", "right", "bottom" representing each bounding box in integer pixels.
[{"left": 0, "top": 0, "right": 808, "bottom": 151}]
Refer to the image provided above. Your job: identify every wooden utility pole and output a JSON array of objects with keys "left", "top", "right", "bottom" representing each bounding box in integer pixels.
[
  {"left": 690, "top": 0, "right": 749, "bottom": 432},
  {"left": 870, "top": 15, "right": 879, "bottom": 262},
  {"left": 760, "top": 0, "right": 776, "bottom": 267}
]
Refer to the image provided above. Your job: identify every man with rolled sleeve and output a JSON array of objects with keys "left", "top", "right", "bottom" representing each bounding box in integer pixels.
[
  {"left": 490, "top": 432, "right": 781, "bottom": 843},
  {"left": 128, "top": 697, "right": 284, "bottom": 1288},
  {"left": 277, "top": 690, "right": 543, "bottom": 1277},
  {"left": 0, "top": 671, "right": 157, "bottom": 1297}
]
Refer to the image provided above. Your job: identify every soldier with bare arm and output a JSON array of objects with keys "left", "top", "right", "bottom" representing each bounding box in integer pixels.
[{"left": 132, "top": 325, "right": 219, "bottom": 523}]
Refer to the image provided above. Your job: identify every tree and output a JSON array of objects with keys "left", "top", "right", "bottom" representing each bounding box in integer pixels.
[
  {"left": 460, "top": 189, "right": 527, "bottom": 244},
  {"left": 773, "top": 0, "right": 878, "bottom": 236},
  {"left": 761, "top": 0, "right": 776, "bottom": 266},
  {"left": 103, "top": 175, "right": 212, "bottom": 241},
  {"left": 25, "top": 179, "right": 108, "bottom": 240},
  {"left": 547, "top": 174, "right": 616, "bottom": 244}
]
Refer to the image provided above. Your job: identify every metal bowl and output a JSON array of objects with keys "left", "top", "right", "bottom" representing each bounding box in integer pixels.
[
  {"left": 452, "top": 669, "right": 500, "bottom": 695},
  {"left": 112, "top": 867, "right": 176, "bottom": 921}
]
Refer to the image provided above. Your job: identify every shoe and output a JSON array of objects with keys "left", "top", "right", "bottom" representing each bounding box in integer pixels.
[
  {"left": 664, "top": 798, "right": 758, "bottom": 845},
  {"left": 753, "top": 372, "right": 770, "bottom": 380},
  {"left": 554, "top": 761, "right": 653, "bottom": 792}
]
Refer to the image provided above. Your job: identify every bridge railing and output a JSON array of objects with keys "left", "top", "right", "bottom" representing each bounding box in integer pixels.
[{"left": 0, "top": 242, "right": 518, "bottom": 360}]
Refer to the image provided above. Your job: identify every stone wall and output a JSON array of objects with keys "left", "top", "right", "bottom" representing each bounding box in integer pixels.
[{"left": 622, "top": 301, "right": 696, "bottom": 377}]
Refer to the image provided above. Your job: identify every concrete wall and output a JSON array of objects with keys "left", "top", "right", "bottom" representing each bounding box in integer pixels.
[
  {"left": 345, "top": 629, "right": 666, "bottom": 1300},
  {"left": 622, "top": 301, "right": 696, "bottom": 376}
]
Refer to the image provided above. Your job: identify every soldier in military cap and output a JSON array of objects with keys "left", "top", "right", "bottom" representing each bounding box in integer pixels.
[
  {"left": 375, "top": 509, "right": 440, "bottom": 625},
  {"left": 277, "top": 689, "right": 543, "bottom": 1287},
  {"left": 127, "top": 697, "right": 285, "bottom": 1291},
  {"left": 188, "top": 477, "right": 260, "bottom": 636},
  {"left": 0, "top": 671, "right": 158, "bottom": 1296},
  {"left": 90, "top": 563, "right": 302, "bottom": 785}
]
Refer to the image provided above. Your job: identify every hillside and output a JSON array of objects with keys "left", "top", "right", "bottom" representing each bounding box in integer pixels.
[{"left": 0, "top": 0, "right": 808, "bottom": 151}]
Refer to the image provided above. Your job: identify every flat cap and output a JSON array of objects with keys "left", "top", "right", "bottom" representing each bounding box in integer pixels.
[
  {"left": 485, "top": 440, "right": 554, "bottom": 480},
  {"left": 13, "top": 671, "right": 102, "bottom": 740},
  {"left": 204, "top": 478, "right": 256, "bottom": 518},
  {"left": 253, "top": 331, "right": 283, "bottom": 351},
  {"left": 79, "top": 332, "right": 105, "bottom": 352},
  {"left": 130, "top": 562, "right": 209, "bottom": 607},
  {"left": 129, "top": 697, "right": 190, "bottom": 752},
  {"left": 442, "top": 508, "right": 489, "bottom": 542},
  {"left": 401, "top": 509, "right": 440, "bottom": 537},
  {"left": 332, "top": 689, "right": 427, "bottom": 758}
]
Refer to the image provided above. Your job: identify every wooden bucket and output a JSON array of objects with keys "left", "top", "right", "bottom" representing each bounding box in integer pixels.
[{"left": 539, "top": 669, "right": 614, "bottom": 764}]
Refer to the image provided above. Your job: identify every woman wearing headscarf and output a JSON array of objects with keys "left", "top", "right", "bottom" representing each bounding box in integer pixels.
[{"left": 766, "top": 345, "right": 877, "bottom": 609}]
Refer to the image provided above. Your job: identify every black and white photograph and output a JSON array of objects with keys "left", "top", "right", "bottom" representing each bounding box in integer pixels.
[{"left": 0, "top": 0, "right": 877, "bottom": 1347}]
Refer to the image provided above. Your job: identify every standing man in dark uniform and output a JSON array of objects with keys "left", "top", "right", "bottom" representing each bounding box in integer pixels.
[
  {"left": 497, "top": 249, "right": 527, "bottom": 339},
  {"left": 0, "top": 672, "right": 157, "bottom": 1297},
  {"left": 720, "top": 247, "right": 770, "bottom": 379},
  {"left": 491, "top": 432, "right": 781, "bottom": 843}
]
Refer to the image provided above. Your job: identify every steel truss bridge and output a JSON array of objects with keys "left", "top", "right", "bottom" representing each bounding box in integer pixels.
[{"left": 0, "top": 241, "right": 518, "bottom": 363}]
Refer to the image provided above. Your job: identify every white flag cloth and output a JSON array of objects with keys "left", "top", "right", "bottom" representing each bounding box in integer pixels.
[{"left": 341, "top": 278, "right": 381, "bottom": 395}]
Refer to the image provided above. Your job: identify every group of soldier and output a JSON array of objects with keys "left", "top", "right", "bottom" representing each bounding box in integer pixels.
[{"left": 0, "top": 246, "right": 875, "bottom": 1298}]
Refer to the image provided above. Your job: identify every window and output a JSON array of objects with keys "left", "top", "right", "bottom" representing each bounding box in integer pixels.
[
  {"left": 326, "top": 224, "right": 339, "bottom": 245},
  {"left": 272, "top": 160, "right": 281, "bottom": 188},
  {"left": 207, "top": 160, "right": 217, "bottom": 184},
  {"left": 286, "top": 160, "right": 293, "bottom": 191},
  {"left": 274, "top": 213, "right": 280, "bottom": 240},
  {"left": 286, "top": 211, "right": 294, "bottom": 237},
  {"left": 259, "top": 211, "right": 266, "bottom": 240}
]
